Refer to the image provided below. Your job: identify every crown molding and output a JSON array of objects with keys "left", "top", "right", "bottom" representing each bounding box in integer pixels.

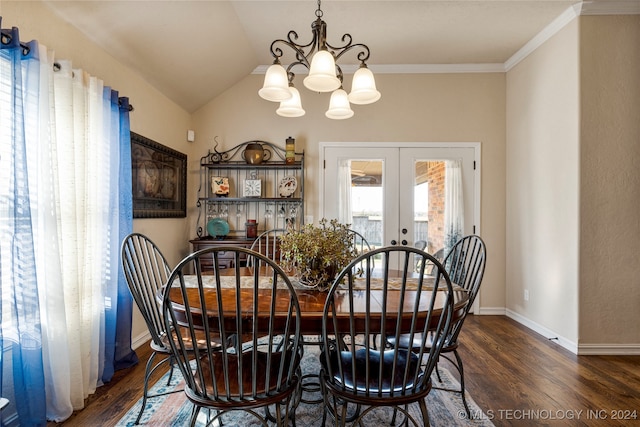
[
  {"left": 504, "top": 3, "right": 582, "bottom": 71},
  {"left": 505, "top": 1, "right": 640, "bottom": 71},
  {"left": 580, "top": 0, "right": 640, "bottom": 15},
  {"left": 254, "top": 1, "right": 639, "bottom": 77},
  {"left": 367, "top": 63, "right": 505, "bottom": 74}
]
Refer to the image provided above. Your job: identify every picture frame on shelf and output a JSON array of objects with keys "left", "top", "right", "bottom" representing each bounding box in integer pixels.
[
  {"left": 211, "top": 176, "right": 230, "bottom": 197},
  {"left": 131, "top": 132, "right": 187, "bottom": 218}
]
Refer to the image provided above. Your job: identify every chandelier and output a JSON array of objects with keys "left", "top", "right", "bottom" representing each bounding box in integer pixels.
[{"left": 258, "top": 0, "right": 381, "bottom": 120}]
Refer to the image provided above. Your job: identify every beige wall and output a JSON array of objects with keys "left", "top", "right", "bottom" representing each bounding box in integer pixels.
[
  {"left": 506, "top": 20, "right": 580, "bottom": 344},
  {"left": 579, "top": 15, "right": 640, "bottom": 346},
  {"left": 1, "top": 1, "right": 193, "bottom": 343},
  {"left": 506, "top": 14, "right": 640, "bottom": 351},
  {"left": 191, "top": 72, "right": 507, "bottom": 312}
]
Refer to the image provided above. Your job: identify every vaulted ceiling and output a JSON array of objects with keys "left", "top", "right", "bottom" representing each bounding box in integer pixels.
[{"left": 42, "top": 0, "right": 587, "bottom": 113}]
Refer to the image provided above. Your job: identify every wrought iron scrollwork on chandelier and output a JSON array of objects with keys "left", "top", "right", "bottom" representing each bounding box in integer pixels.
[{"left": 258, "top": 0, "right": 380, "bottom": 119}]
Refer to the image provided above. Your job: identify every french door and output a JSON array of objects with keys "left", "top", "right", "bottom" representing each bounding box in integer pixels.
[{"left": 321, "top": 142, "right": 479, "bottom": 268}]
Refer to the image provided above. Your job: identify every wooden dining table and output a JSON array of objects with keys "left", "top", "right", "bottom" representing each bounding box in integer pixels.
[{"left": 163, "top": 268, "right": 469, "bottom": 336}]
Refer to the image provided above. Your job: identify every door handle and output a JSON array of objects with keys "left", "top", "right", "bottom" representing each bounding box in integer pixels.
[
  {"left": 390, "top": 240, "right": 397, "bottom": 245},
  {"left": 401, "top": 228, "right": 408, "bottom": 234},
  {"left": 401, "top": 239, "right": 408, "bottom": 245}
]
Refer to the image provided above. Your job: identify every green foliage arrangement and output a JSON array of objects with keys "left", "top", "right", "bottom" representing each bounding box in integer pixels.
[{"left": 280, "top": 218, "right": 359, "bottom": 289}]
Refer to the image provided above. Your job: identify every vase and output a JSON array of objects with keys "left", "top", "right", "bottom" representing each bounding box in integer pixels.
[
  {"left": 298, "top": 258, "right": 338, "bottom": 291},
  {"left": 242, "top": 143, "right": 271, "bottom": 165}
]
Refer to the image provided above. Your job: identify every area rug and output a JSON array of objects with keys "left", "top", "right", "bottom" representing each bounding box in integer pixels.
[{"left": 117, "top": 347, "right": 494, "bottom": 426}]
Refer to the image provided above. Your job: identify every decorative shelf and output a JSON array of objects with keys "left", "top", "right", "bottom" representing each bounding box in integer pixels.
[{"left": 195, "top": 139, "right": 305, "bottom": 239}]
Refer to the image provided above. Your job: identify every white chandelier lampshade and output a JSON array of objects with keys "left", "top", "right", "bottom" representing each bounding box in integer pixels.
[
  {"left": 348, "top": 66, "right": 381, "bottom": 105},
  {"left": 303, "top": 50, "right": 341, "bottom": 93},
  {"left": 259, "top": 63, "right": 292, "bottom": 102},
  {"left": 325, "top": 88, "right": 354, "bottom": 120},
  {"left": 276, "top": 86, "right": 305, "bottom": 117}
]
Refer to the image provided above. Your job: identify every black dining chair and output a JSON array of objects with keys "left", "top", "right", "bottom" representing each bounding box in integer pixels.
[
  {"left": 389, "top": 234, "right": 486, "bottom": 418},
  {"left": 161, "top": 247, "right": 303, "bottom": 426},
  {"left": 121, "top": 233, "right": 181, "bottom": 425},
  {"left": 319, "top": 246, "right": 455, "bottom": 426},
  {"left": 348, "top": 228, "right": 375, "bottom": 274},
  {"left": 249, "top": 228, "right": 288, "bottom": 264},
  {"left": 348, "top": 229, "right": 372, "bottom": 255}
]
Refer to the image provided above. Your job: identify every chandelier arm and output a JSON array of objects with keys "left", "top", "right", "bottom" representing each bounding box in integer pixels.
[
  {"left": 335, "top": 65, "right": 344, "bottom": 84},
  {"left": 327, "top": 38, "right": 371, "bottom": 64},
  {"left": 269, "top": 29, "right": 318, "bottom": 68},
  {"left": 286, "top": 29, "right": 317, "bottom": 52},
  {"left": 284, "top": 62, "right": 305, "bottom": 85},
  {"left": 324, "top": 32, "right": 353, "bottom": 51}
]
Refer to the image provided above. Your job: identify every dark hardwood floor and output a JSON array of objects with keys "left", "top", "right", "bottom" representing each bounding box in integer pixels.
[{"left": 50, "top": 315, "right": 640, "bottom": 426}]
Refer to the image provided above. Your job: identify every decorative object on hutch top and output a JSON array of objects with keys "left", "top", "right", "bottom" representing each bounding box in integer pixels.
[
  {"left": 242, "top": 142, "right": 271, "bottom": 165},
  {"left": 258, "top": 0, "right": 381, "bottom": 120},
  {"left": 191, "top": 139, "right": 304, "bottom": 269},
  {"left": 285, "top": 136, "right": 296, "bottom": 164},
  {"left": 131, "top": 132, "right": 187, "bottom": 218}
]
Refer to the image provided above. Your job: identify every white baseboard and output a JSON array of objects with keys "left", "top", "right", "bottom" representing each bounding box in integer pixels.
[
  {"left": 577, "top": 343, "right": 640, "bottom": 355},
  {"left": 505, "top": 309, "right": 640, "bottom": 355},
  {"left": 476, "top": 306, "right": 506, "bottom": 315},
  {"left": 505, "top": 309, "right": 578, "bottom": 354},
  {"left": 132, "top": 331, "right": 151, "bottom": 351}
]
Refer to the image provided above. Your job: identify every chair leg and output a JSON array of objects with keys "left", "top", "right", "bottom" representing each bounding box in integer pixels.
[
  {"left": 135, "top": 350, "right": 180, "bottom": 424},
  {"left": 453, "top": 349, "right": 471, "bottom": 418},
  {"left": 134, "top": 351, "right": 158, "bottom": 425},
  {"left": 390, "top": 405, "right": 410, "bottom": 427},
  {"left": 263, "top": 393, "right": 298, "bottom": 426},
  {"left": 433, "top": 350, "right": 471, "bottom": 419},
  {"left": 288, "top": 395, "right": 297, "bottom": 427},
  {"left": 274, "top": 402, "right": 283, "bottom": 426},
  {"left": 338, "top": 400, "right": 348, "bottom": 427},
  {"left": 166, "top": 354, "right": 176, "bottom": 385},
  {"left": 419, "top": 399, "right": 431, "bottom": 426},
  {"left": 434, "top": 361, "right": 443, "bottom": 383},
  {"left": 189, "top": 404, "right": 200, "bottom": 427},
  {"left": 320, "top": 382, "right": 328, "bottom": 427}
]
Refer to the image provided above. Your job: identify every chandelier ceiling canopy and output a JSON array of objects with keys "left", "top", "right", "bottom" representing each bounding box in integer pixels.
[{"left": 258, "top": 0, "right": 381, "bottom": 120}]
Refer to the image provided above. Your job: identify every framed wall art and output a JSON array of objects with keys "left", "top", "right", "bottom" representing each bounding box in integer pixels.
[{"left": 131, "top": 132, "right": 187, "bottom": 218}]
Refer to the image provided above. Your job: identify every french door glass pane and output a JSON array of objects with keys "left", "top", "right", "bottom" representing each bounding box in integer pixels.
[
  {"left": 350, "top": 160, "right": 383, "bottom": 249},
  {"left": 323, "top": 144, "right": 475, "bottom": 273},
  {"left": 413, "top": 160, "right": 446, "bottom": 254},
  {"left": 347, "top": 159, "right": 455, "bottom": 254}
]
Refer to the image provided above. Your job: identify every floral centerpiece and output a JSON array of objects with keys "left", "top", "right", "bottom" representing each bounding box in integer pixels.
[{"left": 280, "top": 219, "right": 359, "bottom": 290}]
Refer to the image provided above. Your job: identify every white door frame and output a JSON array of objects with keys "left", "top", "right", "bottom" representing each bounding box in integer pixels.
[{"left": 319, "top": 141, "right": 482, "bottom": 311}]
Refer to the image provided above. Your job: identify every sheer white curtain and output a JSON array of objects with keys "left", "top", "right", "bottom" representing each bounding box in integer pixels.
[
  {"left": 1, "top": 32, "right": 136, "bottom": 423},
  {"left": 25, "top": 45, "right": 75, "bottom": 420},
  {"left": 337, "top": 158, "right": 353, "bottom": 225},
  {"left": 444, "top": 159, "right": 464, "bottom": 251},
  {"left": 52, "top": 57, "right": 114, "bottom": 411}
]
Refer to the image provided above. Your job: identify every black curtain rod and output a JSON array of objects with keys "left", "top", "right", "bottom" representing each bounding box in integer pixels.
[
  {"left": 1, "top": 28, "right": 30, "bottom": 55},
  {"left": 2, "top": 24, "right": 134, "bottom": 112},
  {"left": 49, "top": 62, "right": 134, "bottom": 111},
  {"left": 119, "top": 98, "right": 134, "bottom": 112}
]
